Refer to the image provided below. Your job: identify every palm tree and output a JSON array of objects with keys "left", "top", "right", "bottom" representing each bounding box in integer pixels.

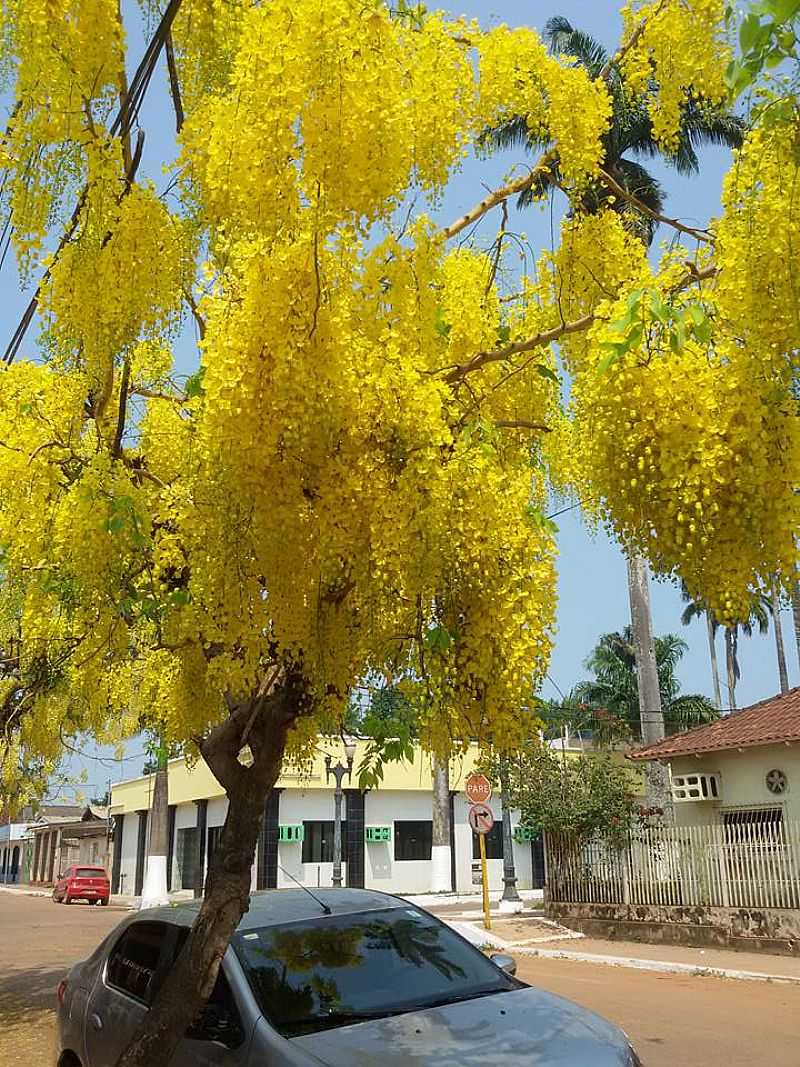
[
  {"left": 723, "top": 599, "right": 771, "bottom": 712},
  {"left": 482, "top": 16, "right": 745, "bottom": 247},
  {"left": 771, "top": 579, "right": 790, "bottom": 694},
  {"left": 679, "top": 582, "right": 722, "bottom": 711},
  {"left": 572, "top": 627, "right": 718, "bottom": 740}
]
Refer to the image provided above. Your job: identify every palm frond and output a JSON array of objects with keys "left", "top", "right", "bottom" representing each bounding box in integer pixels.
[
  {"left": 544, "top": 16, "right": 608, "bottom": 75},
  {"left": 478, "top": 115, "right": 534, "bottom": 154},
  {"left": 667, "top": 694, "right": 720, "bottom": 734}
]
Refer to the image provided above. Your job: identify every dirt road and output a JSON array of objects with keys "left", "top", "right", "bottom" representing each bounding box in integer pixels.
[
  {"left": 516, "top": 954, "right": 800, "bottom": 1067},
  {"left": 2, "top": 890, "right": 798, "bottom": 1066},
  {"left": 0, "top": 890, "right": 124, "bottom": 1066}
]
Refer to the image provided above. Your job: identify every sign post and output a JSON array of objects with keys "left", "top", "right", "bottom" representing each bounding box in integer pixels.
[{"left": 468, "top": 801, "right": 495, "bottom": 930}]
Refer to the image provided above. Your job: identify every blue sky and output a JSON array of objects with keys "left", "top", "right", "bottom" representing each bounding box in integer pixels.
[{"left": 2, "top": 0, "right": 795, "bottom": 798}]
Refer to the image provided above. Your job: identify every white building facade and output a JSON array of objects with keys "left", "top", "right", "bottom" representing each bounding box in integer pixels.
[{"left": 109, "top": 742, "right": 545, "bottom": 899}]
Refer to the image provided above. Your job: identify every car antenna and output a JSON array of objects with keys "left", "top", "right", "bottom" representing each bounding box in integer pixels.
[{"left": 278, "top": 865, "right": 332, "bottom": 915}]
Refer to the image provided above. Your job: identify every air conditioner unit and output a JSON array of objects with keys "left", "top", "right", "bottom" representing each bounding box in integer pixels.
[{"left": 671, "top": 773, "right": 720, "bottom": 802}]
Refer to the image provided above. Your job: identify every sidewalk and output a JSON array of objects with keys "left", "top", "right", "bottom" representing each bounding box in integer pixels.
[
  {"left": 437, "top": 905, "right": 800, "bottom": 985},
  {"left": 518, "top": 935, "right": 800, "bottom": 981}
]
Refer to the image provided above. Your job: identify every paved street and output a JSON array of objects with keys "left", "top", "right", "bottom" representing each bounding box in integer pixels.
[
  {"left": 2, "top": 890, "right": 799, "bottom": 1067},
  {"left": 0, "top": 891, "right": 124, "bottom": 1066}
]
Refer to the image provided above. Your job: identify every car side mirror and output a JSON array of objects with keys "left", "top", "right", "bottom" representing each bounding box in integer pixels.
[
  {"left": 187, "top": 1004, "right": 244, "bottom": 1049},
  {"left": 490, "top": 953, "right": 517, "bottom": 977}
]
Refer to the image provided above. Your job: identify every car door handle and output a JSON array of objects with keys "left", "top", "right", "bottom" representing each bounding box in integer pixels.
[{"left": 89, "top": 1012, "right": 103, "bottom": 1032}]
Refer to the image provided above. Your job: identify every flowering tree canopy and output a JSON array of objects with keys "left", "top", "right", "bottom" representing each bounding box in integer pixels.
[{"left": 0, "top": 0, "right": 796, "bottom": 807}]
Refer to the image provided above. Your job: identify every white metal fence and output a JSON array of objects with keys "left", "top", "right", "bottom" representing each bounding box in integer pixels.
[{"left": 546, "top": 819, "right": 800, "bottom": 910}]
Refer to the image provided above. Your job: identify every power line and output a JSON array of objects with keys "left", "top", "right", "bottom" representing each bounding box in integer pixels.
[{"left": 2, "top": 0, "right": 184, "bottom": 365}]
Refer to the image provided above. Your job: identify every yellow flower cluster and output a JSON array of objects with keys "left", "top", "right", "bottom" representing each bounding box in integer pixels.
[
  {"left": 180, "top": 0, "right": 475, "bottom": 238},
  {"left": 478, "top": 25, "right": 612, "bottom": 187},
  {"left": 716, "top": 121, "right": 800, "bottom": 369},
  {"left": 0, "top": 0, "right": 123, "bottom": 272},
  {"left": 620, "top": 0, "right": 730, "bottom": 151},
  {"left": 555, "top": 212, "right": 800, "bottom": 623},
  {"left": 41, "top": 177, "right": 189, "bottom": 434}
]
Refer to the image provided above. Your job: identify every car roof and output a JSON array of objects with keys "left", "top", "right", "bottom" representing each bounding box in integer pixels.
[{"left": 134, "top": 888, "right": 408, "bottom": 931}]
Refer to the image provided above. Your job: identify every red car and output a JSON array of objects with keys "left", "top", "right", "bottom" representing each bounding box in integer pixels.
[{"left": 52, "top": 865, "right": 110, "bottom": 906}]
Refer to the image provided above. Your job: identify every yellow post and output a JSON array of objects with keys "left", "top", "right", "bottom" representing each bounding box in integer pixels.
[{"left": 479, "top": 831, "right": 491, "bottom": 930}]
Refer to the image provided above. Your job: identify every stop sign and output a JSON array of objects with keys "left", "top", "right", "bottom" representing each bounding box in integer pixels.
[{"left": 464, "top": 773, "right": 492, "bottom": 805}]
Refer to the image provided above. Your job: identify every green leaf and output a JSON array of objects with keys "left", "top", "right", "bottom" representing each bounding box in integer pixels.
[
  {"left": 496, "top": 323, "right": 512, "bottom": 345},
  {"left": 598, "top": 344, "right": 625, "bottom": 374},
  {"left": 766, "top": 0, "right": 800, "bottom": 24},
  {"left": 740, "top": 12, "right": 765, "bottom": 53},
  {"left": 725, "top": 59, "right": 756, "bottom": 94},
  {"left": 426, "top": 624, "right": 453, "bottom": 654},
  {"left": 185, "top": 367, "right": 206, "bottom": 399},
  {"left": 434, "top": 306, "right": 452, "bottom": 339},
  {"left": 649, "top": 291, "right": 670, "bottom": 324},
  {"left": 534, "top": 363, "right": 559, "bottom": 384}
]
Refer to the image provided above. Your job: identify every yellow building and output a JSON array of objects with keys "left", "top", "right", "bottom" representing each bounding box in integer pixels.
[{"left": 110, "top": 738, "right": 547, "bottom": 899}]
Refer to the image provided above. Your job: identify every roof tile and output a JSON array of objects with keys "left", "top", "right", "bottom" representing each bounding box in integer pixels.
[{"left": 629, "top": 687, "right": 800, "bottom": 760}]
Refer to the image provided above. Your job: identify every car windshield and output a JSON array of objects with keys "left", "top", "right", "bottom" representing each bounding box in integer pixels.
[
  {"left": 75, "top": 868, "right": 104, "bottom": 878},
  {"left": 233, "top": 906, "right": 516, "bottom": 1038}
]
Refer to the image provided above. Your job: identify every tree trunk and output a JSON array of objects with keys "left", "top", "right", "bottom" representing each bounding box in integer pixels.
[
  {"left": 772, "top": 579, "right": 790, "bottom": 695},
  {"left": 116, "top": 683, "right": 299, "bottom": 1067},
  {"left": 626, "top": 553, "right": 671, "bottom": 814},
  {"left": 725, "top": 627, "right": 737, "bottom": 712},
  {"left": 706, "top": 614, "right": 722, "bottom": 711},
  {"left": 139, "top": 745, "right": 169, "bottom": 909},
  {"left": 430, "top": 756, "right": 452, "bottom": 893},
  {"left": 792, "top": 580, "right": 800, "bottom": 674}
]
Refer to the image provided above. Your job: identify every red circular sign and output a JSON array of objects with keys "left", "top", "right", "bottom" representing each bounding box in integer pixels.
[
  {"left": 465, "top": 773, "right": 492, "bottom": 805},
  {"left": 468, "top": 803, "right": 495, "bottom": 835}
]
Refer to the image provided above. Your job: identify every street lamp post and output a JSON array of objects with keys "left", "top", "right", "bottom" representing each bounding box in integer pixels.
[
  {"left": 499, "top": 760, "right": 523, "bottom": 914},
  {"left": 325, "top": 739, "right": 356, "bottom": 888}
]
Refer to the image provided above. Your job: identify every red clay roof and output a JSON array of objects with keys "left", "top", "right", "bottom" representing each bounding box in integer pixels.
[{"left": 629, "top": 687, "right": 800, "bottom": 760}]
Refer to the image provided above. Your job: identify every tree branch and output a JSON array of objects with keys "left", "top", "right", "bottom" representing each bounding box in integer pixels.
[
  {"left": 443, "top": 263, "right": 717, "bottom": 385},
  {"left": 599, "top": 167, "right": 714, "bottom": 244},
  {"left": 441, "top": 151, "right": 557, "bottom": 241},
  {"left": 112, "top": 356, "right": 131, "bottom": 458},
  {"left": 444, "top": 314, "right": 593, "bottom": 384},
  {"left": 183, "top": 288, "right": 206, "bottom": 340},
  {"left": 494, "top": 420, "right": 552, "bottom": 433},
  {"left": 598, "top": 0, "right": 668, "bottom": 82}
]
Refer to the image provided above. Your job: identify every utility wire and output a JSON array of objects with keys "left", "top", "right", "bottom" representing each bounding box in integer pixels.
[{"left": 2, "top": 0, "right": 184, "bottom": 365}]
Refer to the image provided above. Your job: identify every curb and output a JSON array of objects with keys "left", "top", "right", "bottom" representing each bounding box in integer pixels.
[{"left": 513, "top": 946, "right": 800, "bottom": 985}]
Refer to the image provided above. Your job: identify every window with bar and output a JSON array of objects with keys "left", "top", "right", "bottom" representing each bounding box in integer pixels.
[{"left": 722, "top": 807, "right": 783, "bottom": 843}]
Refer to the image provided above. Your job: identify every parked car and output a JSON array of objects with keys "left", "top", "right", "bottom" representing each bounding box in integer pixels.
[
  {"left": 57, "top": 888, "right": 642, "bottom": 1066},
  {"left": 52, "top": 865, "right": 110, "bottom": 907}
]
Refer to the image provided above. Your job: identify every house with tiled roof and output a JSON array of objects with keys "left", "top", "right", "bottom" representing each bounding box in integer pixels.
[{"left": 630, "top": 688, "right": 800, "bottom": 831}]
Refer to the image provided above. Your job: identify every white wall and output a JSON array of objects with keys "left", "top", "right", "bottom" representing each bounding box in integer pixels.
[
  {"left": 365, "top": 790, "right": 434, "bottom": 895},
  {"left": 117, "top": 810, "right": 140, "bottom": 895},
  {"left": 671, "top": 745, "right": 800, "bottom": 827},
  {"left": 277, "top": 789, "right": 344, "bottom": 890},
  {"left": 137, "top": 788, "right": 539, "bottom": 899}
]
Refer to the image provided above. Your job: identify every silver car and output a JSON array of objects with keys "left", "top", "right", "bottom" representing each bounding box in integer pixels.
[{"left": 57, "top": 888, "right": 641, "bottom": 1066}]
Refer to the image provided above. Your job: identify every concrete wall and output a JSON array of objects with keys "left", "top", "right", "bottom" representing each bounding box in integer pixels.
[
  {"left": 669, "top": 744, "right": 800, "bottom": 826},
  {"left": 547, "top": 900, "right": 800, "bottom": 955}
]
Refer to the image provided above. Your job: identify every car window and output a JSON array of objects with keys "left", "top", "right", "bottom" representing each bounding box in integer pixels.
[
  {"left": 106, "top": 922, "right": 169, "bottom": 1004},
  {"left": 233, "top": 906, "right": 517, "bottom": 1038},
  {"left": 171, "top": 926, "right": 245, "bottom": 1046},
  {"left": 76, "top": 867, "right": 105, "bottom": 878}
]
